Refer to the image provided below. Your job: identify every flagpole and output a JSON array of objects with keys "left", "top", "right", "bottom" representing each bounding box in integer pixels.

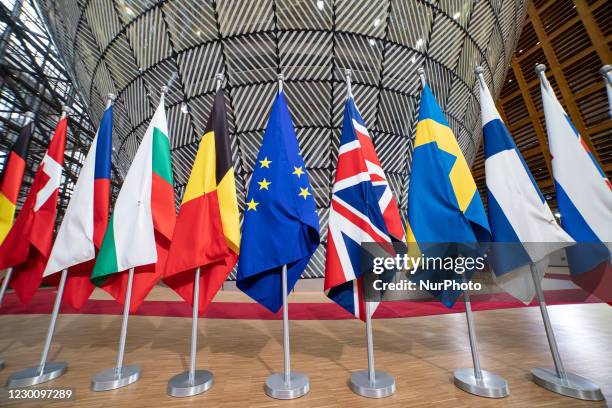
[
  {"left": 0, "top": 267, "right": 13, "bottom": 307},
  {"left": 264, "top": 256, "right": 310, "bottom": 400},
  {"left": 6, "top": 269, "right": 69, "bottom": 387},
  {"left": 91, "top": 267, "right": 141, "bottom": 391},
  {"left": 189, "top": 268, "right": 200, "bottom": 382},
  {"left": 601, "top": 65, "right": 612, "bottom": 119},
  {"left": 0, "top": 257, "right": 13, "bottom": 370},
  {"left": 365, "top": 301, "right": 375, "bottom": 384},
  {"left": 528, "top": 262, "right": 604, "bottom": 400},
  {"left": 168, "top": 74, "right": 226, "bottom": 397},
  {"left": 446, "top": 68, "right": 511, "bottom": 398},
  {"left": 463, "top": 280, "right": 483, "bottom": 380},
  {"left": 167, "top": 266, "right": 214, "bottom": 397},
  {"left": 6, "top": 105, "right": 71, "bottom": 384},
  {"left": 452, "top": 271, "right": 509, "bottom": 398},
  {"left": 349, "top": 297, "right": 396, "bottom": 398},
  {"left": 344, "top": 68, "right": 394, "bottom": 398}
]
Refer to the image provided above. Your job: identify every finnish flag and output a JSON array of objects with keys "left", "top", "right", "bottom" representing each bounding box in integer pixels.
[{"left": 478, "top": 70, "right": 573, "bottom": 303}]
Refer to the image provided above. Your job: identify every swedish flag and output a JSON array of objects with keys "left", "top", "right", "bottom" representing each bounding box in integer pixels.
[
  {"left": 406, "top": 83, "right": 491, "bottom": 306},
  {"left": 236, "top": 89, "right": 320, "bottom": 313}
]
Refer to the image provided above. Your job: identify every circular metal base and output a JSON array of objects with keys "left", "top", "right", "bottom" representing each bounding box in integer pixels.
[
  {"left": 91, "top": 365, "right": 141, "bottom": 391},
  {"left": 532, "top": 367, "right": 604, "bottom": 401},
  {"left": 264, "top": 372, "right": 309, "bottom": 399},
  {"left": 7, "top": 362, "right": 67, "bottom": 388},
  {"left": 167, "top": 370, "right": 214, "bottom": 397},
  {"left": 453, "top": 368, "right": 510, "bottom": 398},
  {"left": 348, "top": 370, "right": 396, "bottom": 398}
]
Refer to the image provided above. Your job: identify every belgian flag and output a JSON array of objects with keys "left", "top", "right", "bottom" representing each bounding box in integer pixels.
[
  {"left": 0, "top": 117, "right": 34, "bottom": 244},
  {"left": 163, "top": 88, "right": 240, "bottom": 313}
]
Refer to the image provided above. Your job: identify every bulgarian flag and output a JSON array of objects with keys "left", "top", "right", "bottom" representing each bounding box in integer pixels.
[
  {"left": 43, "top": 101, "right": 113, "bottom": 309},
  {"left": 0, "top": 115, "right": 34, "bottom": 244},
  {"left": 164, "top": 88, "right": 240, "bottom": 313},
  {"left": 91, "top": 93, "right": 175, "bottom": 312},
  {"left": 0, "top": 113, "right": 67, "bottom": 304}
]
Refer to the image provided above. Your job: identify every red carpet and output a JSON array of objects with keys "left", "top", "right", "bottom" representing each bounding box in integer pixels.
[{"left": 0, "top": 288, "right": 603, "bottom": 320}]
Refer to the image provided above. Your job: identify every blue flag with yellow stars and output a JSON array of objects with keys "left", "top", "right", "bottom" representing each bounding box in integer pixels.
[{"left": 236, "top": 89, "right": 320, "bottom": 313}]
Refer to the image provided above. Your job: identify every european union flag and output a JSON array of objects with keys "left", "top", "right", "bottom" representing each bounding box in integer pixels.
[{"left": 236, "top": 89, "right": 320, "bottom": 313}]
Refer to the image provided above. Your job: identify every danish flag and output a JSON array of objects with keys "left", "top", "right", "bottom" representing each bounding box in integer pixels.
[{"left": 324, "top": 97, "right": 404, "bottom": 320}]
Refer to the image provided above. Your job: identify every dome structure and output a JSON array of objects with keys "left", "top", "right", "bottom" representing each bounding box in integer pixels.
[{"left": 39, "top": 0, "right": 528, "bottom": 277}]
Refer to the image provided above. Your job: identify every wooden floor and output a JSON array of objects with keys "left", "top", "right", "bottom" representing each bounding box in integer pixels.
[{"left": 0, "top": 302, "right": 610, "bottom": 407}]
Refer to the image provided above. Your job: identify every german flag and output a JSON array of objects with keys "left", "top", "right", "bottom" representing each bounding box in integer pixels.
[
  {"left": 0, "top": 117, "right": 34, "bottom": 244},
  {"left": 163, "top": 88, "right": 240, "bottom": 313}
]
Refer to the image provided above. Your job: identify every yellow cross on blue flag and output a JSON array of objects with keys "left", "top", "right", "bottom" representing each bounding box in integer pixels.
[
  {"left": 406, "top": 83, "right": 491, "bottom": 307},
  {"left": 236, "top": 89, "right": 320, "bottom": 313}
]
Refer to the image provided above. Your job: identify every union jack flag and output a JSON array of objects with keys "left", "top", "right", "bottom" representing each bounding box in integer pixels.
[{"left": 324, "top": 96, "right": 405, "bottom": 320}]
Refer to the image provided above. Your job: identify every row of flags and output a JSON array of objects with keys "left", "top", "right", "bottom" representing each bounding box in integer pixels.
[{"left": 0, "top": 70, "right": 610, "bottom": 319}]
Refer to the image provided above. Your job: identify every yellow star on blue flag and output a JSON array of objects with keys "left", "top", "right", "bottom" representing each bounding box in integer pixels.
[{"left": 237, "top": 89, "right": 320, "bottom": 313}]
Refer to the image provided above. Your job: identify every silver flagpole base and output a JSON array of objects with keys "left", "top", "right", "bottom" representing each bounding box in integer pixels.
[
  {"left": 349, "top": 370, "right": 395, "bottom": 398},
  {"left": 453, "top": 368, "right": 509, "bottom": 398},
  {"left": 532, "top": 368, "right": 604, "bottom": 401},
  {"left": 7, "top": 362, "right": 67, "bottom": 388},
  {"left": 91, "top": 365, "right": 141, "bottom": 391},
  {"left": 264, "top": 372, "right": 309, "bottom": 399},
  {"left": 167, "top": 370, "right": 213, "bottom": 397}
]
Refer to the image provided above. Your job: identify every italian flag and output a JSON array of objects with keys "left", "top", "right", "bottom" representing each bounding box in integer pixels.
[{"left": 91, "top": 94, "right": 175, "bottom": 311}]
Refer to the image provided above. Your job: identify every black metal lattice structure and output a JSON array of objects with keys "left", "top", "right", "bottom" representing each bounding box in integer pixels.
[
  {"left": 38, "top": 0, "right": 528, "bottom": 278},
  {"left": 0, "top": 0, "right": 101, "bottom": 227}
]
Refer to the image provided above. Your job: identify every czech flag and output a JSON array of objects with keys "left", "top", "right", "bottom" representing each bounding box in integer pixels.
[{"left": 43, "top": 102, "right": 113, "bottom": 309}]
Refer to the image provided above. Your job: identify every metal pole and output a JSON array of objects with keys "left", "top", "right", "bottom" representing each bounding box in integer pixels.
[
  {"left": 0, "top": 0, "right": 24, "bottom": 88},
  {"left": 282, "top": 264, "right": 291, "bottom": 384},
  {"left": 600, "top": 65, "right": 612, "bottom": 119},
  {"left": 463, "top": 283, "right": 483, "bottom": 380},
  {"left": 475, "top": 66, "right": 486, "bottom": 88},
  {"left": 417, "top": 67, "right": 427, "bottom": 88},
  {"left": 38, "top": 269, "right": 67, "bottom": 374},
  {"left": 107, "top": 93, "right": 116, "bottom": 109},
  {"left": 115, "top": 267, "right": 135, "bottom": 377},
  {"left": 364, "top": 301, "right": 376, "bottom": 385},
  {"left": 345, "top": 69, "right": 352, "bottom": 98},
  {"left": 188, "top": 267, "right": 200, "bottom": 385},
  {"left": 216, "top": 73, "right": 223, "bottom": 91},
  {"left": 535, "top": 63, "right": 548, "bottom": 88},
  {"left": 0, "top": 267, "right": 13, "bottom": 306},
  {"left": 278, "top": 73, "right": 284, "bottom": 94},
  {"left": 529, "top": 264, "right": 567, "bottom": 380}
]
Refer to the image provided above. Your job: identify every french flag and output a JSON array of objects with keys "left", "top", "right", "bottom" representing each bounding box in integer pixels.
[
  {"left": 538, "top": 67, "right": 612, "bottom": 301},
  {"left": 479, "top": 70, "right": 573, "bottom": 303},
  {"left": 43, "top": 102, "right": 113, "bottom": 309}
]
